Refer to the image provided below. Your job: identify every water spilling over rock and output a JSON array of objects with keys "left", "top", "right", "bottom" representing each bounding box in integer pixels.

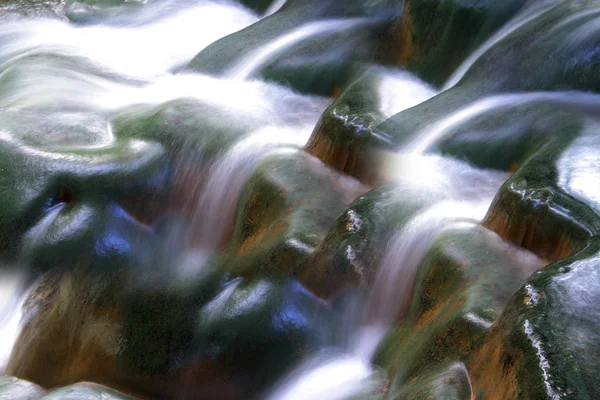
[{"left": 1, "top": 0, "right": 600, "bottom": 399}]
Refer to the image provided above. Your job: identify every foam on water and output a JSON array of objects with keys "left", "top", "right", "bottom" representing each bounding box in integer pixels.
[
  {"left": 0, "top": 1, "right": 258, "bottom": 80},
  {"left": 0, "top": 271, "right": 27, "bottom": 374}
]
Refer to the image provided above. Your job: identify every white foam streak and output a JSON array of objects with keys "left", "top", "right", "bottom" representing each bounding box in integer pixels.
[
  {"left": 226, "top": 18, "right": 368, "bottom": 80},
  {"left": 405, "top": 91, "right": 600, "bottom": 154},
  {"left": 0, "top": 272, "right": 28, "bottom": 373},
  {"left": 193, "top": 125, "right": 315, "bottom": 253},
  {"left": 267, "top": 353, "right": 376, "bottom": 400},
  {"left": 443, "top": 2, "right": 556, "bottom": 90}
]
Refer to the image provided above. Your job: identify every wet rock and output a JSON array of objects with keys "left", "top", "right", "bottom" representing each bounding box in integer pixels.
[
  {"left": 0, "top": 376, "right": 45, "bottom": 400},
  {"left": 459, "top": 0, "right": 600, "bottom": 93},
  {"left": 304, "top": 66, "right": 435, "bottom": 184},
  {"left": 390, "top": 363, "right": 472, "bottom": 400},
  {"left": 237, "top": 0, "right": 273, "bottom": 14},
  {"left": 188, "top": 277, "right": 332, "bottom": 398},
  {"left": 376, "top": 225, "right": 544, "bottom": 397},
  {"left": 483, "top": 120, "right": 600, "bottom": 262},
  {"left": 7, "top": 257, "right": 330, "bottom": 399},
  {"left": 394, "top": 0, "right": 527, "bottom": 86},
  {"left": 468, "top": 240, "right": 600, "bottom": 399},
  {"left": 186, "top": 0, "right": 402, "bottom": 95},
  {"left": 225, "top": 150, "right": 367, "bottom": 280},
  {"left": 40, "top": 382, "right": 135, "bottom": 399},
  {"left": 0, "top": 111, "right": 171, "bottom": 276},
  {"left": 65, "top": 0, "right": 145, "bottom": 24},
  {"left": 301, "top": 154, "right": 507, "bottom": 298},
  {"left": 299, "top": 183, "right": 435, "bottom": 298}
]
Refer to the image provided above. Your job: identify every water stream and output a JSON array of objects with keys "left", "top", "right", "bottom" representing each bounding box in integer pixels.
[{"left": 0, "top": 0, "right": 597, "bottom": 398}]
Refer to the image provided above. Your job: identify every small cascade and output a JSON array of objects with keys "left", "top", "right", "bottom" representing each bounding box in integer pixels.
[
  {"left": 267, "top": 352, "right": 377, "bottom": 400},
  {"left": 405, "top": 91, "right": 600, "bottom": 154},
  {"left": 0, "top": 271, "right": 29, "bottom": 374},
  {"left": 1, "top": 0, "right": 599, "bottom": 398},
  {"left": 225, "top": 18, "right": 368, "bottom": 80},
  {"left": 442, "top": 1, "right": 557, "bottom": 90},
  {"left": 192, "top": 125, "right": 316, "bottom": 254}
]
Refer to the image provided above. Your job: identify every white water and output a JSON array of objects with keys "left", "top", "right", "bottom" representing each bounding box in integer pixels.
[
  {"left": 442, "top": 2, "right": 557, "bottom": 90},
  {"left": 0, "top": 1, "right": 258, "bottom": 80},
  {"left": 0, "top": 1, "right": 588, "bottom": 399},
  {"left": 265, "top": 0, "right": 287, "bottom": 17},
  {"left": 405, "top": 91, "right": 600, "bottom": 154},
  {"left": 192, "top": 125, "right": 318, "bottom": 254},
  {"left": 378, "top": 70, "right": 437, "bottom": 118},
  {"left": 225, "top": 18, "right": 368, "bottom": 80},
  {"left": 0, "top": 272, "right": 28, "bottom": 374},
  {"left": 267, "top": 352, "right": 377, "bottom": 400}
]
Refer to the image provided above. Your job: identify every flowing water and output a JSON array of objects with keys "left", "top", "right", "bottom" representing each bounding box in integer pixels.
[
  {"left": 225, "top": 18, "right": 369, "bottom": 80},
  {"left": 1, "top": 0, "right": 598, "bottom": 398}
]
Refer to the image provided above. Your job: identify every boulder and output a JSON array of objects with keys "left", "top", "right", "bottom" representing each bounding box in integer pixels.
[
  {"left": 376, "top": 225, "right": 544, "bottom": 398},
  {"left": 304, "top": 65, "right": 435, "bottom": 184},
  {"left": 468, "top": 240, "right": 600, "bottom": 399},
  {"left": 224, "top": 150, "right": 367, "bottom": 280}
]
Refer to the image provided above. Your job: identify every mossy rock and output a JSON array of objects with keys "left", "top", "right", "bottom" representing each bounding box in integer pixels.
[
  {"left": 376, "top": 225, "right": 544, "bottom": 397},
  {"left": 186, "top": 0, "right": 403, "bottom": 95},
  {"left": 483, "top": 120, "right": 600, "bottom": 262},
  {"left": 304, "top": 65, "right": 435, "bottom": 184},
  {"left": 7, "top": 258, "right": 330, "bottom": 399},
  {"left": 390, "top": 363, "right": 472, "bottom": 400},
  {"left": 459, "top": 0, "right": 600, "bottom": 92},
  {"left": 224, "top": 150, "right": 367, "bottom": 282},
  {"left": 0, "top": 111, "right": 171, "bottom": 275},
  {"left": 467, "top": 240, "right": 600, "bottom": 399},
  {"left": 395, "top": 0, "right": 527, "bottom": 86},
  {"left": 0, "top": 376, "right": 45, "bottom": 400}
]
